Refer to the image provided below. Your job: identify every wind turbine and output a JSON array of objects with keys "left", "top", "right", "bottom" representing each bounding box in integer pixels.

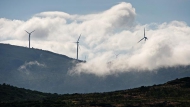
[
  {"left": 115, "top": 53, "right": 119, "bottom": 58},
  {"left": 75, "top": 34, "right": 81, "bottom": 60},
  {"left": 138, "top": 28, "right": 148, "bottom": 43},
  {"left": 25, "top": 30, "right": 35, "bottom": 48},
  {"left": 84, "top": 55, "right": 87, "bottom": 62}
]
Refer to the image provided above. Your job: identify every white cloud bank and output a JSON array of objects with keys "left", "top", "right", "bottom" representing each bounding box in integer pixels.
[
  {"left": 18, "top": 61, "right": 46, "bottom": 75},
  {"left": 1, "top": 2, "right": 190, "bottom": 76}
]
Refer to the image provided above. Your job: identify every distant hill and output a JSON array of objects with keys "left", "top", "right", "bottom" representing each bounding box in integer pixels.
[
  {"left": 1, "top": 77, "right": 190, "bottom": 106},
  {"left": 0, "top": 83, "right": 55, "bottom": 102},
  {"left": 0, "top": 43, "right": 81, "bottom": 93},
  {"left": 1, "top": 43, "right": 190, "bottom": 94}
]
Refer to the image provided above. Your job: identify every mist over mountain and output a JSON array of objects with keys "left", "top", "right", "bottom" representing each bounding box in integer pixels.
[{"left": 1, "top": 43, "right": 190, "bottom": 94}]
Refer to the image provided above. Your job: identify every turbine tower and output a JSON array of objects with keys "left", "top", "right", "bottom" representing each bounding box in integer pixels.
[
  {"left": 25, "top": 30, "right": 35, "bottom": 48},
  {"left": 138, "top": 28, "right": 148, "bottom": 43},
  {"left": 84, "top": 55, "right": 87, "bottom": 62},
  {"left": 75, "top": 34, "right": 81, "bottom": 60}
]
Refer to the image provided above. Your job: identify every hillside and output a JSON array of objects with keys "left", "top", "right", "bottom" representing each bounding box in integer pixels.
[
  {"left": 1, "top": 77, "right": 190, "bottom": 107},
  {"left": 1, "top": 43, "right": 190, "bottom": 94},
  {"left": 0, "top": 43, "right": 78, "bottom": 73},
  {"left": 0, "top": 43, "right": 81, "bottom": 93},
  {"left": 0, "top": 83, "right": 56, "bottom": 102}
]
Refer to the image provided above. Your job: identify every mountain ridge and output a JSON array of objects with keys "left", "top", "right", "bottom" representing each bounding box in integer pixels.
[
  {"left": 1, "top": 43, "right": 190, "bottom": 94},
  {"left": 0, "top": 43, "right": 79, "bottom": 93}
]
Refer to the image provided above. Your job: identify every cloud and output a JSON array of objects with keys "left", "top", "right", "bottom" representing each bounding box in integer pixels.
[
  {"left": 1, "top": 2, "right": 190, "bottom": 76},
  {"left": 70, "top": 21, "right": 190, "bottom": 76},
  {"left": 18, "top": 61, "right": 46, "bottom": 75}
]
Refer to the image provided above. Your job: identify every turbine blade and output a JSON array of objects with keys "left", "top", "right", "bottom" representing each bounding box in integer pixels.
[
  {"left": 138, "top": 38, "right": 144, "bottom": 43},
  {"left": 144, "top": 28, "right": 145, "bottom": 37},
  {"left": 25, "top": 30, "right": 29, "bottom": 34},
  {"left": 77, "top": 34, "right": 81, "bottom": 42},
  {"left": 31, "top": 30, "right": 35, "bottom": 33}
]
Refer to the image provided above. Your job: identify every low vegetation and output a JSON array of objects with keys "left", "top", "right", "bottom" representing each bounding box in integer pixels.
[{"left": 1, "top": 77, "right": 190, "bottom": 107}]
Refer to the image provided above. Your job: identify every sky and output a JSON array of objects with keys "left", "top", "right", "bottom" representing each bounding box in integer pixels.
[
  {"left": 1, "top": 0, "right": 190, "bottom": 76},
  {"left": 0, "top": 0, "right": 190, "bottom": 25}
]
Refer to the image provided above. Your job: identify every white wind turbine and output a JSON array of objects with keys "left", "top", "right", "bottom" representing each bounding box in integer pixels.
[{"left": 25, "top": 30, "right": 35, "bottom": 48}]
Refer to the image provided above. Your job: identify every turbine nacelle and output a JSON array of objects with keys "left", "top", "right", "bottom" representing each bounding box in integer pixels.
[
  {"left": 115, "top": 53, "right": 119, "bottom": 58},
  {"left": 144, "top": 37, "right": 148, "bottom": 40},
  {"left": 74, "top": 41, "right": 79, "bottom": 44},
  {"left": 77, "top": 34, "right": 81, "bottom": 42},
  {"left": 25, "top": 30, "right": 35, "bottom": 35}
]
